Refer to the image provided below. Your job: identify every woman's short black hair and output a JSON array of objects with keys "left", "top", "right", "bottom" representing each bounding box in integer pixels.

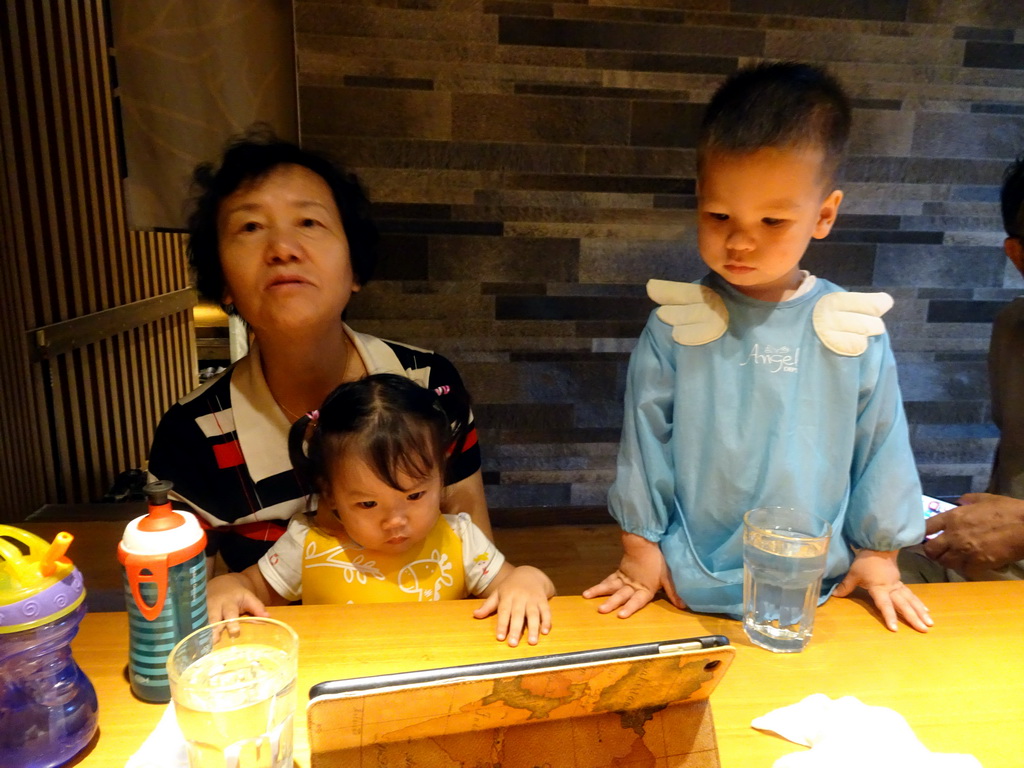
[
  {"left": 1001, "top": 153, "right": 1024, "bottom": 239},
  {"left": 186, "top": 125, "right": 378, "bottom": 312}
]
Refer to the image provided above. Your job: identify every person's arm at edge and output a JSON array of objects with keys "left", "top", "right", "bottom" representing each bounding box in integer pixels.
[
  {"left": 431, "top": 349, "right": 493, "bottom": 540},
  {"left": 442, "top": 470, "right": 493, "bottom": 542},
  {"left": 148, "top": 393, "right": 238, "bottom": 571},
  {"left": 582, "top": 317, "right": 682, "bottom": 618},
  {"left": 837, "top": 331, "right": 931, "bottom": 633},
  {"left": 923, "top": 492, "right": 1024, "bottom": 575}
]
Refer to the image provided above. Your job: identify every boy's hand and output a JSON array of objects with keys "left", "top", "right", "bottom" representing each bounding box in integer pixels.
[
  {"left": 474, "top": 565, "right": 555, "bottom": 647},
  {"left": 582, "top": 532, "right": 684, "bottom": 618},
  {"left": 207, "top": 572, "right": 270, "bottom": 623},
  {"left": 833, "top": 549, "right": 932, "bottom": 632}
]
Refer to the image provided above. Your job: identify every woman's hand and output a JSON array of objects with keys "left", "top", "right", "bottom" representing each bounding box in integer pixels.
[
  {"left": 206, "top": 567, "right": 272, "bottom": 623},
  {"left": 474, "top": 564, "right": 555, "bottom": 647},
  {"left": 833, "top": 549, "right": 933, "bottom": 632},
  {"left": 582, "top": 531, "right": 684, "bottom": 618},
  {"left": 924, "top": 492, "right": 1024, "bottom": 576}
]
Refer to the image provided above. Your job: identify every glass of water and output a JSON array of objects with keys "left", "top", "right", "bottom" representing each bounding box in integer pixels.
[
  {"left": 742, "top": 507, "right": 832, "bottom": 653},
  {"left": 167, "top": 617, "right": 299, "bottom": 768}
]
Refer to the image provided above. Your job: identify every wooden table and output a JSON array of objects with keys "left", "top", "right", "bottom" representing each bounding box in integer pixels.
[{"left": 69, "top": 582, "right": 1023, "bottom": 767}]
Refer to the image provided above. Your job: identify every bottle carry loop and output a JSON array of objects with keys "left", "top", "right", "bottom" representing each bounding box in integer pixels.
[
  {"left": 123, "top": 552, "right": 169, "bottom": 621},
  {"left": 118, "top": 536, "right": 206, "bottom": 621}
]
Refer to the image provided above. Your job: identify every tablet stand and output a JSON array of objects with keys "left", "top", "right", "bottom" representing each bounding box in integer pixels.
[{"left": 308, "top": 645, "right": 734, "bottom": 767}]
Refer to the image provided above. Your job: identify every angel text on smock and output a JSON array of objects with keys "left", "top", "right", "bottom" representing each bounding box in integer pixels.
[{"left": 739, "top": 344, "right": 800, "bottom": 373}]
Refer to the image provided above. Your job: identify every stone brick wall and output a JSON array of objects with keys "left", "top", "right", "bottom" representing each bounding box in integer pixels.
[{"left": 296, "top": 1, "right": 1024, "bottom": 521}]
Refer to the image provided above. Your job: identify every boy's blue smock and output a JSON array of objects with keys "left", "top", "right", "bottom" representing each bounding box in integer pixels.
[{"left": 609, "top": 273, "right": 924, "bottom": 617}]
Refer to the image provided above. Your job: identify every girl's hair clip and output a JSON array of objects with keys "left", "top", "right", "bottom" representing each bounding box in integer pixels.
[
  {"left": 306, "top": 409, "right": 320, "bottom": 422},
  {"left": 434, "top": 385, "right": 450, "bottom": 396}
]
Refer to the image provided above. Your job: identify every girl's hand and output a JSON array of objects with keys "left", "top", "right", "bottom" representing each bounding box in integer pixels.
[
  {"left": 473, "top": 565, "right": 555, "bottom": 647},
  {"left": 207, "top": 572, "right": 271, "bottom": 623},
  {"left": 833, "top": 549, "right": 933, "bottom": 633},
  {"left": 582, "top": 532, "right": 684, "bottom": 618}
]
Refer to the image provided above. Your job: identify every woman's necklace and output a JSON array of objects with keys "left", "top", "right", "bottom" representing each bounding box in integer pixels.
[
  {"left": 274, "top": 333, "right": 361, "bottom": 422},
  {"left": 277, "top": 400, "right": 303, "bottom": 423}
]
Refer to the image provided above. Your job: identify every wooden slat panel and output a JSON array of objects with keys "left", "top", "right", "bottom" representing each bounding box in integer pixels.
[
  {"left": 86, "top": 342, "right": 116, "bottom": 493},
  {"left": 28, "top": 288, "right": 196, "bottom": 360},
  {"left": 83, "top": 0, "right": 118, "bottom": 312},
  {"left": 0, "top": 1, "right": 198, "bottom": 519},
  {"left": 52, "top": 2, "right": 87, "bottom": 321},
  {"left": 34, "top": 3, "right": 70, "bottom": 326},
  {"left": 0, "top": 2, "right": 53, "bottom": 518},
  {"left": 105, "top": 335, "right": 128, "bottom": 477},
  {"left": 73, "top": 1, "right": 109, "bottom": 313},
  {"left": 50, "top": 312, "right": 200, "bottom": 508},
  {"left": 11, "top": 5, "right": 50, "bottom": 331},
  {"left": 60, "top": 0, "right": 100, "bottom": 318},
  {"left": 65, "top": 352, "right": 88, "bottom": 501}
]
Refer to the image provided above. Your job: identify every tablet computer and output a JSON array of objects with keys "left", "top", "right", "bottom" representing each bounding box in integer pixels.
[{"left": 307, "top": 634, "right": 735, "bottom": 767}]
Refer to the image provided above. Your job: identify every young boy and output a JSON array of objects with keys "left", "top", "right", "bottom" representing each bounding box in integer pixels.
[
  {"left": 908, "top": 154, "right": 1024, "bottom": 580},
  {"left": 584, "top": 62, "right": 932, "bottom": 633}
]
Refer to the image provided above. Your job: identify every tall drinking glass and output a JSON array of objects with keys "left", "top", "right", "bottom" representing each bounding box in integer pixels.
[
  {"left": 167, "top": 617, "right": 298, "bottom": 768},
  {"left": 742, "top": 507, "right": 832, "bottom": 653}
]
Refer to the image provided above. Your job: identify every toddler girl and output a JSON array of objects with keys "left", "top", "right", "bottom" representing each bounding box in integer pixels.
[{"left": 207, "top": 374, "right": 555, "bottom": 646}]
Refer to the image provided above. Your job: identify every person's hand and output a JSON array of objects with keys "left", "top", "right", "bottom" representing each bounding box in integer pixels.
[
  {"left": 207, "top": 572, "right": 270, "bottom": 623},
  {"left": 833, "top": 549, "right": 932, "bottom": 632},
  {"left": 473, "top": 565, "right": 554, "bottom": 647},
  {"left": 582, "top": 532, "right": 684, "bottom": 618},
  {"left": 923, "top": 493, "right": 1024, "bottom": 577}
]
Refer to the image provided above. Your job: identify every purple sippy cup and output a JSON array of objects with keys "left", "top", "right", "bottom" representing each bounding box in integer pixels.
[{"left": 0, "top": 526, "right": 99, "bottom": 768}]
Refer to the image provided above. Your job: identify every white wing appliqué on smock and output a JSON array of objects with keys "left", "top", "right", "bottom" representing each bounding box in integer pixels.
[
  {"left": 812, "top": 291, "right": 894, "bottom": 357},
  {"left": 647, "top": 279, "right": 729, "bottom": 346}
]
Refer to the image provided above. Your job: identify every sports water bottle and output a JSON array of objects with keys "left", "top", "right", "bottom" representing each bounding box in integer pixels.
[
  {"left": 0, "top": 526, "right": 99, "bottom": 768},
  {"left": 118, "top": 480, "right": 208, "bottom": 702}
]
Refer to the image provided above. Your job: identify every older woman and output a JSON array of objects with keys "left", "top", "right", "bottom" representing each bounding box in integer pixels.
[{"left": 148, "top": 130, "right": 490, "bottom": 572}]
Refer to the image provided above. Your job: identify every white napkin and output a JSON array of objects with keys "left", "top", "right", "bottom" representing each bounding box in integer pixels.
[
  {"left": 125, "top": 701, "right": 188, "bottom": 768},
  {"left": 751, "top": 694, "right": 982, "bottom": 768}
]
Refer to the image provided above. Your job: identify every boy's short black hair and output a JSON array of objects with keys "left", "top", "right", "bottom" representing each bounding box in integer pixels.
[
  {"left": 697, "top": 61, "right": 852, "bottom": 185},
  {"left": 1001, "top": 154, "right": 1024, "bottom": 238},
  {"left": 186, "top": 125, "right": 378, "bottom": 313}
]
